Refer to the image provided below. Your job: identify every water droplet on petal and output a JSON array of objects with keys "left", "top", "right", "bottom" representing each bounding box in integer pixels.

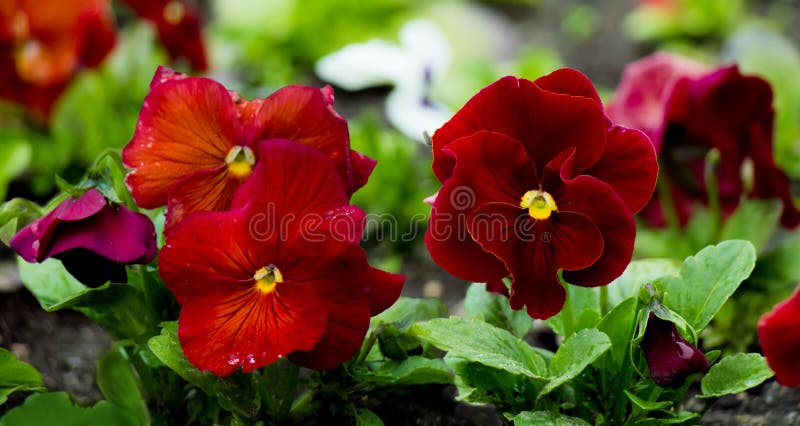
[
  {"left": 277, "top": 354, "right": 284, "bottom": 359},
  {"left": 227, "top": 354, "right": 240, "bottom": 365},
  {"left": 31, "top": 240, "right": 39, "bottom": 251},
  {"left": 245, "top": 354, "right": 256, "bottom": 365},
  {"left": 31, "top": 223, "right": 39, "bottom": 233}
]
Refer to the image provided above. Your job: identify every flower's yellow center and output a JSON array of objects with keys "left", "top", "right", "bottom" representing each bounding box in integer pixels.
[
  {"left": 225, "top": 146, "right": 255, "bottom": 178},
  {"left": 254, "top": 264, "right": 283, "bottom": 294},
  {"left": 163, "top": 1, "right": 186, "bottom": 25},
  {"left": 520, "top": 189, "right": 558, "bottom": 220}
]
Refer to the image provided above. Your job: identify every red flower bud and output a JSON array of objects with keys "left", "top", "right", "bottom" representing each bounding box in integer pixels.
[{"left": 641, "top": 313, "right": 709, "bottom": 387}]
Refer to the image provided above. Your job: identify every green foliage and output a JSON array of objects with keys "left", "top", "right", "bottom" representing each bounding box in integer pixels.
[
  {"left": 464, "top": 283, "right": 532, "bottom": 338},
  {"left": 546, "top": 285, "right": 601, "bottom": 338},
  {"left": 624, "top": 0, "right": 744, "bottom": 43},
  {"left": 97, "top": 347, "right": 149, "bottom": 426},
  {"left": 657, "top": 240, "right": 756, "bottom": 332},
  {"left": 0, "top": 349, "right": 43, "bottom": 405},
  {"left": 538, "top": 329, "right": 611, "bottom": 397},
  {"left": 0, "top": 392, "right": 137, "bottom": 426},
  {"left": 700, "top": 354, "right": 774, "bottom": 397},
  {"left": 0, "top": 139, "right": 31, "bottom": 202},
  {"left": 512, "top": 411, "right": 590, "bottom": 426},
  {"left": 718, "top": 199, "right": 782, "bottom": 254},
  {"left": 355, "top": 408, "right": 384, "bottom": 426}
]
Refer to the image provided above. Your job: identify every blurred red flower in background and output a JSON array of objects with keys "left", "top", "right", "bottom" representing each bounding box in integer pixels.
[
  {"left": 120, "top": 0, "right": 207, "bottom": 71},
  {"left": 0, "top": 0, "right": 116, "bottom": 120},
  {"left": 9, "top": 188, "right": 156, "bottom": 287},
  {"left": 758, "top": 285, "right": 800, "bottom": 387},
  {"left": 426, "top": 70, "right": 658, "bottom": 319},
  {"left": 123, "top": 66, "right": 376, "bottom": 227},
  {"left": 608, "top": 52, "right": 800, "bottom": 228},
  {"left": 158, "top": 140, "right": 403, "bottom": 376}
]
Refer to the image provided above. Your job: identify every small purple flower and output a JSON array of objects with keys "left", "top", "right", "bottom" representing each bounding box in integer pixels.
[
  {"left": 9, "top": 189, "right": 157, "bottom": 287},
  {"left": 641, "top": 313, "right": 710, "bottom": 387}
]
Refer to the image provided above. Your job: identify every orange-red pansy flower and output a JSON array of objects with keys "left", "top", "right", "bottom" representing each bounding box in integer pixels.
[
  {"left": 158, "top": 139, "right": 403, "bottom": 376},
  {"left": 0, "top": 0, "right": 116, "bottom": 120},
  {"left": 123, "top": 66, "right": 376, "bottom": 227}
]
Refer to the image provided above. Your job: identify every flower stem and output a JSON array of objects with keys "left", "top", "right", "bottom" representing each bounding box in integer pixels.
[{"left": 704, "top": 149, "right": 722, "bottom": 243}]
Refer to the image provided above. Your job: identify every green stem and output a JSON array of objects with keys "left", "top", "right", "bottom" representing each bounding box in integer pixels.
[
  {"left": 704, "top": 149, "right": 722, "bottom": 243},
  {"left": 288, "top": 387, "right": 318, "bottom": 422},
  {"left": 352, "top": 325, "right": 385, "bottom": 367},
  {"left": 656, "top": 175, "right": 681, "bottom": 233}
]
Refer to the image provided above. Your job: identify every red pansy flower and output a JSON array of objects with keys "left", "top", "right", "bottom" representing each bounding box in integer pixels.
[
  {"left": 158, "top": 139, "right": 403, "bottom": 376},
  {"left": 641, "top": 313, "right": 709, "bottom": 387},
  {"left": 758, "top": 285, "right": 800, "bottom": 387},
  {"left": 426, "top": 70, "right": 658, "bottom": 319},
  {"left": 120, "top": 0, "right": 207, "bottom": 71},
  {"left": 608, "top": 53, "right": 800, "bottom": 228},
  {"left": 123, "top": 66, "right": 376, "bottom": 227},
  {"left": 0, "top": 0, "right": 116, "bottom": 120},
  {"left": 9, "top": 188, "right": 157, "bottom": 287}
]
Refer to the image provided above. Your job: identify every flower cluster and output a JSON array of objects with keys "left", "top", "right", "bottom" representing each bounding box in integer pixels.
[
  {"left": 0, "top": 0, "right": 208, "bottom": 121},
  {"left": 608, "top": 52, "right": 800, "bottom": 228},
  {"left": 124, "top": 67, "right": 403, "bottom": 376},
  {"left": 425, "top": 69, "right": 658, "bottom": 319}
]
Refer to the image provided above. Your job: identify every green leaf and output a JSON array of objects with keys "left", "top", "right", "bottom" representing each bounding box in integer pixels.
[
  {"left": 16, "top": 257, "right": 85, "bottom": 310},
  {"left": 546, "top": 285, "right": 601, "bottom": 337},
  {"left": 701, "top": 353, "right": 774, "bottom": 397},
  {"left": 147, "top": 322, "right": 261, "bottom": 418},
  {"left": 355, "top": 408, "right": 384, "bottom": 426},
  {"left": 354, "top": 356, "right": 451, "bottom": 386},
  {"left": 607, "top": 259, "right": 682, "bottom": 307},
  {"left": 411, "top": 317, "right": 546, "bottom": 379},
  {"left": 719, "top": 199, "right": 781, "bottom": 253},
  {"left": 659, "top": 240, "right": 756, "bottom": 332},
  {"left": 370, "top": 297, "right": 447, "bottom": 331},
  {"left": 97, "top": 347, "right": 149, "bottom": 426},
  {"left": 623, "top": 390, "right": 671, "bottom": 411},
  {"left": 0, "top": 349, "right": 43, "bottom": 404},
  {"left": 445, "top": 355, "right": 538, "bottom": 410},
  {"left": 539, "top": 329, "right": 611, "bottom": 397},
  {"left": 512, "top": 410, "right": 590, "bottom": 426},
  {"left": 464, "top": 283, "right": 532, "bottom": 337},
  {"left": 0, "top": 139, "right": 31, "bottom": 201},
  {"left": 0, "top": 392, "right": 136, "bottom": 426},
  {"left": 597, "top": 298, "right": 637, "bottom": 371}
]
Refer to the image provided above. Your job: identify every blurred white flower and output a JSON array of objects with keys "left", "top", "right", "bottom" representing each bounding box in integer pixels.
[{"left": 315, "top": 19, "right": 452, "bottom": 143}]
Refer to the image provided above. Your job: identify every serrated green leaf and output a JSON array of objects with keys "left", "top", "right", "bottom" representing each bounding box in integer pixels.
[
  {"left": 623, "top": 390, "right": 671, "bottom": 411},
  {"left": 539, "top": 329, "right": 610, "bottom": 397},
  {"left": 147, "top": 322, "right": 261, "bottom": 418},
  {"left": 0, "top": 349, "right": 43, "bottom": 404},
  {"left": 701, "top": 353, "right": 773, "bottom": 397},
  {"left": 355, "top": 408, "right": 384, "bottom": 426},
  {"left": 660, "top": 240, "right": 756, "bottom": 332},
  {"left": 719, "top": 199, "right": 781, "bottom": 253},
  {"left": 445, "top": 354, "right": 538, "bottom": 410},
  {"left": 597, "top": 298, "right": 637, "bottom": 371},
  {"left": 464, "top": 283, "right": 532, "bottom": 337},
  {"left": 512, "top": 410, "right": 590, "bottom": 426},
  {"left": 97, "top": 347, "right": 148, "bottom": 426},
  {"left": 370, "top": 297, "right": 447, "bottom": 331},
  {"left": 412, "top": 317, "right": 546, "bottom": 379},
  {"left": 546, "top": 285, "right": 601, "bottom": 337},
  {"left": 354, "top": 356, "right": 451, "bottom": 386},
  {"left": 16, "top": 257, "right": 86, "bottom": 310},
  {"left": 0, "top": 392, "right": 136, "bottom": 426}
]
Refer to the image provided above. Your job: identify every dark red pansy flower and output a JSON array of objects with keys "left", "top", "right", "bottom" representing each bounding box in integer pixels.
[
  {"left": 123, "top": 66, "right": 376, "bottom": 227},
  {"left": 758, "top": 285, "right": 800, "bottom": 387},
  {"left": 158, "top": 139, "right": 403, "bottom": 376},
  {"left": 0, "top": 0, "right": 116, "bottom": 120},
  {"left": 426, "top": 70, "right": 658, "bottom": 319},
  {"left": 120, "top": 0, "right": 207, "bottom": 71},
  {"left": 608, "top": 53, "right": 800, "bottom": 228},
  {"left": 641, "top": 313, "right": 709, "bottom": 387},
  {"left": 8, "top": 188, "right": 157, "bottom": 287}
]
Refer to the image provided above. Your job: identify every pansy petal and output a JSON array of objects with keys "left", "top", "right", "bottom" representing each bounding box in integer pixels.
[
  {"left": 123, "top": 75, "right": 239, "bottom": 208},
  {"left": 243, "top": 86, "right": 356, "bottom": 194},
  {"left": 178, "top": 282, "right": 327, "bottom": 377},
  {"left": 425, "top": 178, "right": 509, "bottom": 283},
  {"left": 165, "top": 165, "right": 244, "bottom": 230},
  {"left": 433, "top": 75, "right": 606, "bottom": 181},
  {"left": 758, "top": 286, "right": 800, "bottom": 387},
  {"left": 534, "top": 68, "right": 602, "bottom": 106},
  {"left": 583, "top": 126, "right": 658, "bottom": 213},
  {"left": 559, "top": 175, "right": 636, "bottom": 287},
  {"left": 56, "top": 249, "right": 127, "bottom": 287}
]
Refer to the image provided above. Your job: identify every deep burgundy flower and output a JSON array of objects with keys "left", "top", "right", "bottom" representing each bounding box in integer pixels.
[
  {"left": 9, "top": 188, "right": 157, "bottom": 287},
  {"left": 608, "top": 53, "right": 800, "bottom": 228},
  {"left": 123, "top": 66, "right": 376, "bottom": 228},
  {"left": 158, "top": 139, "right": 403, "bottom": 376},
  {"left": 0, "top": 0, "right": 116, "bottom": 120},
  {"left": 758, "top": 285, "right": 800, "bottom": 387},
  {"left": 641, "top": 313, "right": 709, "bottom": 387},
  {"left": 120, "top": 0, "right": 207, "bottom": 71},
  {"left": 426, "top": 70, "right": 658, "bottom": 319}
]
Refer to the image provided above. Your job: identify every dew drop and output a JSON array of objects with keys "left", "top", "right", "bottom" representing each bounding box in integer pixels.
[
  {"left": 31, "top": 240, "right": 39, "bottom": 251},
  {"left": 227, "top": 354, "right": 240, "bottom": 365},
  {"left": 245, "top": 354, "right": 256, "bottom": 365},
  {"left": 277, "top": 354, "right": 284, "bottom": 359},
  {"left": 31, "top": 223, "right": 39, "bottom": 233}
]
